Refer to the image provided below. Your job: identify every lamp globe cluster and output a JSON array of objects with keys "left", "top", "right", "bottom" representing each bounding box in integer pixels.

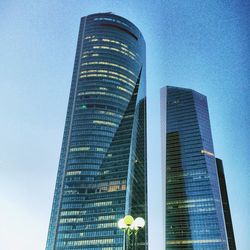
[{"left": 118, "top": 215, "right": 145, "bottom": 231}]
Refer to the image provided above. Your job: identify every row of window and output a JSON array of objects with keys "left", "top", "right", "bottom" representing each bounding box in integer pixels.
[
  {"left": 82, "top": 61, "right": 135, "bottom": 76},
  {"left": 59, "top": 214, "right": 118, "bottom": 224},
  {"left": 93, "top": 17, "right": 130, "bottom": 28},
  {"left": 78, "top": 91, "right": 129, "bottom": 102},
  {"left": 57, "top": 237, "right": 115, "bottom": 246},
  {"left": 167, "top": 239, "right": 222, "bottom": 245},
  {"left": 70, "top": 147, "right": 106, "bottom": 153},
  {"left": 92, "top": 45, "right": 136, "bottom": 59},
  {"left": 57, "top": 230, "right": 122, "bottom": 239},
  {"left": 80, "top": 73, "right": 134, "bottom": 88}
]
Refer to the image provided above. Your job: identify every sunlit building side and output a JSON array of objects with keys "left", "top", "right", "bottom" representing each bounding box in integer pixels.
[{"left": 161, "top": 86, "right": 230, "bottom": 250}]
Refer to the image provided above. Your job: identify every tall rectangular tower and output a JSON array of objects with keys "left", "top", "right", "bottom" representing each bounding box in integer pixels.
[
  {"left": 161, "top": 86, "right": 229, "bottom": 249},
  {"left": 46, "top": 13, "right": 147, "bottom": 250}
]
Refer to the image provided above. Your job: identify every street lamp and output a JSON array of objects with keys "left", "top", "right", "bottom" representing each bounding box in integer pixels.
[{"left": 118, "top": 215, "right": 145, "bottom": 250}]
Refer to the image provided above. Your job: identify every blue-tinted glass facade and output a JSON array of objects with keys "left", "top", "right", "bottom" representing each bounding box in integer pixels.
[
  {"left": 161, "top": 86, "right": 228, "bottom": 249},
  {"left": 46, "top": 13, "right": 147, "bottom": 250}
]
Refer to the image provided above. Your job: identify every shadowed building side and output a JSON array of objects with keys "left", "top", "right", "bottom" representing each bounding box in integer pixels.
[
  {"left": 165, "top": 131, "right": 192, "bottom": 249},
  {"left": 216, "top": 158, "right": 236, "bottom": 250}
]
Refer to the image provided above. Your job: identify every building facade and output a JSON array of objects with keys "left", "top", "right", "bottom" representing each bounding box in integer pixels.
[
  {"left": 216, "top": 158, "right": 236, "bottom": 250},
  {"left": 46, "top": 13, "right": 147, "bottom": 250},
  {"left": 161, "top": 86, "right": 230, "bottom": 249}
]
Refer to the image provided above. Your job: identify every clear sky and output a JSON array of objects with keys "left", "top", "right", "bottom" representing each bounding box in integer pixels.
[{"left": 0, "top": 0, "right": 249, "bottom": 249}]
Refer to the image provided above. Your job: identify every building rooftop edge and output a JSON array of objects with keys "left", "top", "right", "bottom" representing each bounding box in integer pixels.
[
  {"left": 160, "top": 85, "right": 207, "bottom": 98},
  {"left": 81, "top": 12, "right": 144, "bottom": 40}
]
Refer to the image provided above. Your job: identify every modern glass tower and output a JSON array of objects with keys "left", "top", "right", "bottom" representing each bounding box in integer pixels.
[
  {"left": 161, "top": 86, "right": 229, "bottom": 249},
  {"left": 46, "top": 13, "right": 147, "bottom": 250}
]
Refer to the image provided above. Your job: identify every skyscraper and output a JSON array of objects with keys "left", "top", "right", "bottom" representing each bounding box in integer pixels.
[
  {"left": 46, "top": 13, "right": 147, "bottom": 250},
  {"left": 161, "top": 86, "right": 231, "bottom": 249}
]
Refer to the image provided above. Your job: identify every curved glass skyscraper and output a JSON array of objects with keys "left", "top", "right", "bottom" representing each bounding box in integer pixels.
[
  {"left": 46, "top": 13, "right": 147, "bottom": 250},
  {"left": 161, "top": 86, "right": 230, "bottom": 250}
]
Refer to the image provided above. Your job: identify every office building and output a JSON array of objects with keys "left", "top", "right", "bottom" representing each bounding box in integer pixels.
[
  {"left": 46, "top": 13, "right": 147, "bottom": 250},
  {"left": 161, "top": 86, "right": 230, "bottom": 249}
]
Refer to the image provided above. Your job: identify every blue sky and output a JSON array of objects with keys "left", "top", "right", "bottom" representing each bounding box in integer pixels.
[{"left": 0, "top": 0, "right": 249, "bottom": 249}]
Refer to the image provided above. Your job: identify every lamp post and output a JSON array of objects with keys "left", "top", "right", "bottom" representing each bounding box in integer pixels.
[{"left": 118, "top": 215, "right": 145, "bottom": 250}]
